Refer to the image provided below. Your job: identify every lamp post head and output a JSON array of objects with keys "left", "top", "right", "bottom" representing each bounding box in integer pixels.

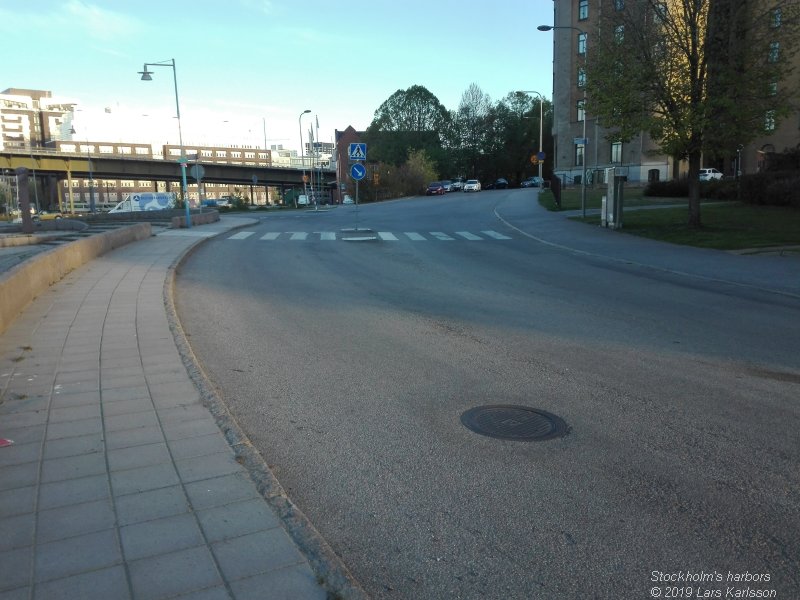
[
  {"left": 302, "top": 109, "right": 311, "bottom": 115},
  {"left": 537, "top": 25, "right": 553, "bottom": 31},
  {"left": 139, "top": 65, "right": 153, "bottom": 81}
]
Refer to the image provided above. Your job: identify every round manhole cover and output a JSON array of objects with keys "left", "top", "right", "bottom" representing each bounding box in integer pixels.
[{"left": 460, "top": 405, "right": 569, "bottom": 441}]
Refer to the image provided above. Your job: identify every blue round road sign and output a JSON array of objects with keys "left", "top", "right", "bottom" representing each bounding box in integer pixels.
[{"left": 350, "top": 163, "right": 366, "bottom": 181}]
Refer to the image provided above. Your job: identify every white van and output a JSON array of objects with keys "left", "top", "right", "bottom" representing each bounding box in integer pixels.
[
  {"left": 297, "top": 195, "right": 309, "bottom": 205},
  {"left": 109, "top": 192, "right": 176, "bottom": 213},
  {"left": 699, "top": 168, "right": 723, "bottom": 181}
]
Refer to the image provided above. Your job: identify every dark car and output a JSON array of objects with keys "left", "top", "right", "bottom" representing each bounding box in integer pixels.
[
  {"left": 426, "top": 181, "right": 446, "bottom": 195},
  {"left": 521, "top": 176, "right": 544, "bottom": 188},
  {"left": 485, "top": 178, "right": 509, "bottom": 190}
]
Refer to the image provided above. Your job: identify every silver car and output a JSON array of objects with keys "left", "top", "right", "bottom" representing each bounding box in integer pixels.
[{"left": 462, "top": 179, "right": 481, "bottom": 192}]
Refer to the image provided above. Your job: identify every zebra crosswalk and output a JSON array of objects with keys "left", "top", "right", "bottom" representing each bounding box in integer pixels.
[{"left": 224, "top": 230, "right": 513, "bottom": 242}]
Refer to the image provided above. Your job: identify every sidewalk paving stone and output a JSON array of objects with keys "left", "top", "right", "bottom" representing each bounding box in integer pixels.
[{"left": 0, "top": 217, "right": 359, "bottom": 599}]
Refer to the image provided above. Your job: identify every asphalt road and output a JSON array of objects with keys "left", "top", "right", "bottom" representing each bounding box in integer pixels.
[{"left": 173, "top": 191, "right": 800, "bottom": 599}]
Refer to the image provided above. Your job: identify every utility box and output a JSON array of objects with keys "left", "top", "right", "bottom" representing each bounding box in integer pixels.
[{"left": 602, "top": 167, "right": 625, "bottom": 229}]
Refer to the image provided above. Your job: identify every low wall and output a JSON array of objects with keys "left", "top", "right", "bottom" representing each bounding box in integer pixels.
[
  {"left": 171, "top": 210, "right": 220, "bottom": 228},
  {"left": 0, "top": 223, "right": 152, "bottom": 335}
]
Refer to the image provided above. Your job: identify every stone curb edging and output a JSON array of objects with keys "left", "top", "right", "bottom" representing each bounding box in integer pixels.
[
  {"left": 163, "top": 225, "right": 370, "bottom": 600},
  {"left": 0, "top": 222, "right": 152, "bottom": 335}
]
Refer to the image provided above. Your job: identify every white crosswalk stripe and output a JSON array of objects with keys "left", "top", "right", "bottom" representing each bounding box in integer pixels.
[
  {"left": 228, "top": 231, "right": 513, "bottom": 242},
  {"left": 482, "top": 230, "right": 512, "bottom": 240}
]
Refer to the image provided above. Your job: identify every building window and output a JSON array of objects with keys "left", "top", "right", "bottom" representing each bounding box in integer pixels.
[
  {"left": 576, "top": 143, "right": 585, "bottom": 167},
  {"left": 769, "top": 82, "right": 778, "bottom": 96},
  {"left": 577, "top": 32, "right": 587, "bottom": 55},
  {"left": 771, "top": 8, "right": 781, "bottom": 28},
  {"left": 577, "top": 99, "right": 586, "bottom": 122},
  {"left": 765, "top": 110, "right": 776, "bottom": 131},
  {"left": 611, "top": 141, "right": 623, "bottom": 163},
  {"left": 578, "top": 0, "right": 588, "bottom": 20},
  {"left": 615, "top": 0, "right": 624, "bottom": 9},
  {"left": 615, "top": 25, "right": 625, "bottom": 43},
  {"left": 578, "top": 67, "right": 587, "bottom": 88},
  {"left": 768, "top": 41, "right": 780, "bottom": 63}
]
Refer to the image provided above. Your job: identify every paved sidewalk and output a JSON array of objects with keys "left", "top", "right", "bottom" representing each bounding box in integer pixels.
[{"left": 0, "top": 217, "right": 343, "bottom": 599}]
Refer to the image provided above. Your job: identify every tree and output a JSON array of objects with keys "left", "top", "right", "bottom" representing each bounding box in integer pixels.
[
  {"left": 452, "top": 84, "right": 493, "bottom": 177},
  {"left": 586, "top": 0, "right": 799, "bottom": 228},
  {"left": 365, "top": 85, "right": 451, "bottom": 167}
]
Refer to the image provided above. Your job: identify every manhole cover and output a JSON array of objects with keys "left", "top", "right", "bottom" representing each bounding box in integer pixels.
[{"left": 460, "top": 405, "right": 569, "bottom": 441}]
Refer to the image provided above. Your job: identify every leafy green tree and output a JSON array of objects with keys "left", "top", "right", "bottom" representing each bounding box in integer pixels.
[
  {"left": 365, "top": 85, "right": 451, "bottom": 167},
  {"left": 586, "top": 0, "right": 799, "bottom": 228}
]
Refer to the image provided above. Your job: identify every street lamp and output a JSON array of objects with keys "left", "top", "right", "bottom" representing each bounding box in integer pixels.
[
  {"left": 298, "top": 109, "right": 311, "bottom": 202},
  {"left": 516, "top": 90, "right": 546, "bottom": 183},
  {"left": 139, "top": 58, "right": 191, "bottom": 228},
  {"left": 538, "top": 24, "right": 588, "bottom": 218}
]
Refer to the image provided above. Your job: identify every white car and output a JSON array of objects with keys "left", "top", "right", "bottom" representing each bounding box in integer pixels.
[
  {"left": 699, "top": 168, "right": 723, "bottom": 181},
  {"left": 342, "top": 195, "right": 354, "bottom": 205},
  {"left": 462, "top": 179, "right": 481, "bottom": 192}
]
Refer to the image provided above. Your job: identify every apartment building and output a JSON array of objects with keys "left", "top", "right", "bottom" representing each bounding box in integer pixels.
[
  {"left": 547, "top": 1, "right": 800, "bottom": 184},
  {"left": 1, "top": 88, "right": 76, "bottom": 149}
]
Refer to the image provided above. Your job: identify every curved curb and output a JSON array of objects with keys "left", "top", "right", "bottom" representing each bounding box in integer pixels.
[
  {"left": 493, "top": 199, "right": 800, "bottom": 301},
  {"left": 162, "top": 220, "right": 369, "bottom": 600}
]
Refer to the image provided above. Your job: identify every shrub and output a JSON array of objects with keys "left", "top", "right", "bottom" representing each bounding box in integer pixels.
[
  {"left": 740, "top": 171, "right": 800, "bottom": 207},
  {"left": 645, "top": 179, "right": 688, "bottom": 197}
]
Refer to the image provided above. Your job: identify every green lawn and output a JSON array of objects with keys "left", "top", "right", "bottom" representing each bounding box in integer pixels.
[{"left": 538, "top": 188, "right": 800, "bottom": 251}]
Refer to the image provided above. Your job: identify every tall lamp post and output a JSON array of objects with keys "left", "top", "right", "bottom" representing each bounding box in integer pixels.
[
  {"left": 298, "top": 109, "right": 311, "bottom": 202},
  {"left": 516, "top": 90, "right": 546, "bottom": 183},
  {"left": 139, "top": 58, "right": 191, "bottom": 228},
  {"left": 538, "top": 24, "right": 588, "bottom": 218}
]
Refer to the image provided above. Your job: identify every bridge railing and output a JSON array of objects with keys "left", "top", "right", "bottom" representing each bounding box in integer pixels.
[{"left": 2, "top": 144, "right": 334, "bottom": 171}]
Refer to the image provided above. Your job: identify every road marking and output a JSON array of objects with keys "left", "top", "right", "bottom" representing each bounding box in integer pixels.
[
  {"left": 404, "top": 232, "right": 426, "bottom": 241},
  {"left": 430, "top": 232, "right": 454, "bottom": 240},
  {"left": 456, "top": 231, "right": 482, "bottom": 240},
  {"left": 318, "top": 232, "right": 336, "bottom": 241},
  {"left": 260, "top": 232, "right": 280, "bottom": 240},
  {"left": 229, "top": 231, "right": 255, "bottom": 240},
  {"left": 378, "top": 232, "right": 398, "bottom": 241},
  {"left": 482, "top": 230, "right": 511, "bottom": 240},
  {"left": 289, "top": 232, "right": 308, "bottom": 240}
]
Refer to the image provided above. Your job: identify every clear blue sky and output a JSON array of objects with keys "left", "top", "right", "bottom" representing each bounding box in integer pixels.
[{"left": 1, "top": 0, "right": 555, "bottom": 151}]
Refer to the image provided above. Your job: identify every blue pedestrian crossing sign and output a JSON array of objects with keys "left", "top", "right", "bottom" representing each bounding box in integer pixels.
[
  {"left": 348, "top": 143, "right": 367, "bottom": 161},
  {"left": 350, "top": 163, "right": 366, "bottom": 181}
]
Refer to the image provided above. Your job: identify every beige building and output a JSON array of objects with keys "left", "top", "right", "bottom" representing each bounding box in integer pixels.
[{"left": 547, "top": 1, "right": 800, "bottom": 184}]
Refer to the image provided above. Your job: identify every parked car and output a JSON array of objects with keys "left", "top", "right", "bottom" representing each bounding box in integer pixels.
[
  {"left": 699, "top": 168, "right": 723, "bottom": 181},
  {"left": 441, "top": 179, "right": 454, "bottom": 192},
  {"left": 426, "top": 182, "right": 446, "bottom": 195},
  {"left": 342, "top": 195, "right": 354, "bottom": 204},
  {"left": 521, "top": 176, "right": 544, "bottom": 188},
  {"left": 450, "top": 178, "right": 464, "bottom": 191},
  {"left": 463, "top": 179, "right": 481, "bottom": 192},
  {"left": 485, "top": 178, "right": 509, "bottom": 190},
  {"left": 35, "top": 210, "right": 63, "bottom": 221}
]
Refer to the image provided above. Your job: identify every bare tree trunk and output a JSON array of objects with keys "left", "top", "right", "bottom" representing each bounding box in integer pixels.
[{"left": 687, "top": 151, "right": 702, "bottom": 229}]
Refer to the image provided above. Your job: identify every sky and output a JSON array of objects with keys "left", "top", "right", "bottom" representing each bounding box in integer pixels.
[{"left": 1, "top": 0, "right": 555, "bottom": 153}]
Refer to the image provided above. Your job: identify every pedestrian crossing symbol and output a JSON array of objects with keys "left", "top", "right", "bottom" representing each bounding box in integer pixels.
[{"left": 348, "top": 143, "right": 367, "bottom": 161}]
